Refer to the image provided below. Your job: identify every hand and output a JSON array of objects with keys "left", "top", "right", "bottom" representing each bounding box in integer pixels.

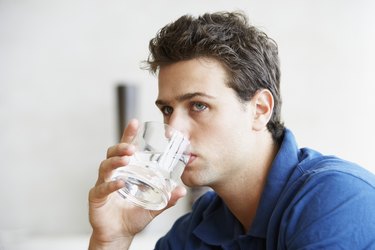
[{"left": 88, "top": 119, "right": 187, "bottom": 249}]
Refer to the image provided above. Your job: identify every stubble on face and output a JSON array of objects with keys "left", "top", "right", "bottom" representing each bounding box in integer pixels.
[{"left": 157, "top": 58, "right": 255, "bottom": 189}]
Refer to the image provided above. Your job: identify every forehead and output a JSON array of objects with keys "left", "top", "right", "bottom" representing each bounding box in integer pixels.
[{"left": 157, "top": 58, "right": 232, "bottom": 100}]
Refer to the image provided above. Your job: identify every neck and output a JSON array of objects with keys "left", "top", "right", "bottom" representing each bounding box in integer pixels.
[{"left": 212, "top": 131, "right": 279, "bottom": 232}]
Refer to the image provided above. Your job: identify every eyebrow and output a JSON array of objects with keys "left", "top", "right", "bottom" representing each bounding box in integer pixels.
[{"left": 155, "top": 92, "right": 215, "bottom": 106}]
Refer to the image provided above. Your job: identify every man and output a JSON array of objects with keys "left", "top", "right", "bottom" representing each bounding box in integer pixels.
[{"left": 88, "top": 11, "right": 375, "bottom": 249}]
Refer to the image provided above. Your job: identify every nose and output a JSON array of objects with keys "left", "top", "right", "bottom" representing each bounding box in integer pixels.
[{"left": 167, "top": 113, "right": 190, "bottom": 139}]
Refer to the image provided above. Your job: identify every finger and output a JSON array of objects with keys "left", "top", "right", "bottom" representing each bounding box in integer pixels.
[
  {"left": 89, "top": 179, "right": 125, "bottom": 203},
  {"left": 106, "top": 143, "right": 136, "bottom": 159},
  {"left": 120, "top": 119, "right": 139, "bottom": 143},
  {"left": 96, "top": 156, "right": 131, "bottom": 184}
]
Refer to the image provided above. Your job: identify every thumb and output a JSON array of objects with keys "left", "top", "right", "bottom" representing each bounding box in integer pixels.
[
  {"left": 150, "top": 185, "right": 187, "bottom": 217},
  {"left": 167, "top": 185, "right": 187, "bottom": 208}
]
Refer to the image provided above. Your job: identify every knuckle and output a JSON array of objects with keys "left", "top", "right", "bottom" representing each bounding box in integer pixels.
[
  {"left": 98, "top": 159, "right": 108, "bottom": 171},
  {"left": 106, "top": 145, "right": 116, "bottom": 158},
  {"left": 100, "top": 156, "right": 128, "bottom": 170},
  {"left": 109, "top": 156, "right": 124, "bottom": 167},
  {"left": 106, "top": 143, "right": 132, "bottom": 158}
]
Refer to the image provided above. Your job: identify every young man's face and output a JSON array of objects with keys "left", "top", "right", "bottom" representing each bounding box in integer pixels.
[{"left": 156, "top": 58, "right": 258, "bottom": 188}]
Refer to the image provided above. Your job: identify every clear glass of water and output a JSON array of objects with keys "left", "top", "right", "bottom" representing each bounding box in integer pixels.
[{"left": 111, "top": 121, "right": 190, "bottom": 210}]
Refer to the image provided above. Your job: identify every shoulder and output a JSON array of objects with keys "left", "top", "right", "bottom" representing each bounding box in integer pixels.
[
  {"left": 298, "top": 153, "right": 375, "bottom": 194},
  {"left": 291, "top": 153, "right": 375, "bottom": 216},
  {"left": 281, "top": 155, "right": 375, "bottom": 248},
  {"left": 291, "top": 159, "right": 375, "bottom": 216}
]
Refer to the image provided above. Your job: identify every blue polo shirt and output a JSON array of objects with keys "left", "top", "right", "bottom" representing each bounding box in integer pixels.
[{"left": 155, "top": 129, "right": 375, "bottom": 249}]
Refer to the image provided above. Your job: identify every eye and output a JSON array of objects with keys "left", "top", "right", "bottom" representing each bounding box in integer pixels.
[
  {"left": 161, "top": 106, "right": 173, "bottom": 116},
  {"left": 191, "top": 102, "right": 207, "bottom": 112}
]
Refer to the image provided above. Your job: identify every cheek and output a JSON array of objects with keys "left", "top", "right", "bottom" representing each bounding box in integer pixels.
[
  {"left": 191, "top": 111, "right": 252, "bottom": 159},
  {"left": 209, "top": 123, "right": 252, "bottom": 156},
  {"left": 199, "top": 125, "right": 239, "bottom": 156}
]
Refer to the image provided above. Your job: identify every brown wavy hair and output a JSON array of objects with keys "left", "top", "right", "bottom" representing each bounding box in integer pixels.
[{"left": 144, "top": 11, "right": 284, "bottom": 143}]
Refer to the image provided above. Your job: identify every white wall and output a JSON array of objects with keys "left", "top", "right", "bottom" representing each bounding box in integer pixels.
[{"left": 1, "top": 0, "right": 374, "bottom": 248}]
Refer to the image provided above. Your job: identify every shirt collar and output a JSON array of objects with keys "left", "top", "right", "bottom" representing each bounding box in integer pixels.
[
  {"left": 249, "top": 128, "right": 300, "bottom": 238},
  {"left": 193, "top": 195, "right": 244, "bottom": 245}
]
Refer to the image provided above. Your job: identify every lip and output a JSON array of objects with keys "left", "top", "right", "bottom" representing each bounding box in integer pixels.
[{"left": 187, "top": 154, "right": 197, "bottom": 165}]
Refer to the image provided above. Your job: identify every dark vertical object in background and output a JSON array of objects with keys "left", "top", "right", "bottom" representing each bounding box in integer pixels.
[{"left": 117, "top": 84, "right": 138, "bottom": 139}]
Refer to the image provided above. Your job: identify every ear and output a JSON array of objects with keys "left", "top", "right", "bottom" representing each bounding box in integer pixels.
[{"left": 251, "top": 89, "right": 274, "bottom": 131}]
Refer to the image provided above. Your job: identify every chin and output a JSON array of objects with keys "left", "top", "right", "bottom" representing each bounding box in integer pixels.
[
  {"left": 181, "top": 172, "right": 197, "bottom": 187},
  {"left": 181, "top": 174, "right": 207, "bottom": 188}
]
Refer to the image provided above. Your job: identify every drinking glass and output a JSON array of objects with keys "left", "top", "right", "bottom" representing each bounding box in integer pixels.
[{"left": 111, "top": 121, "right": 190, "bottom": 210}]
